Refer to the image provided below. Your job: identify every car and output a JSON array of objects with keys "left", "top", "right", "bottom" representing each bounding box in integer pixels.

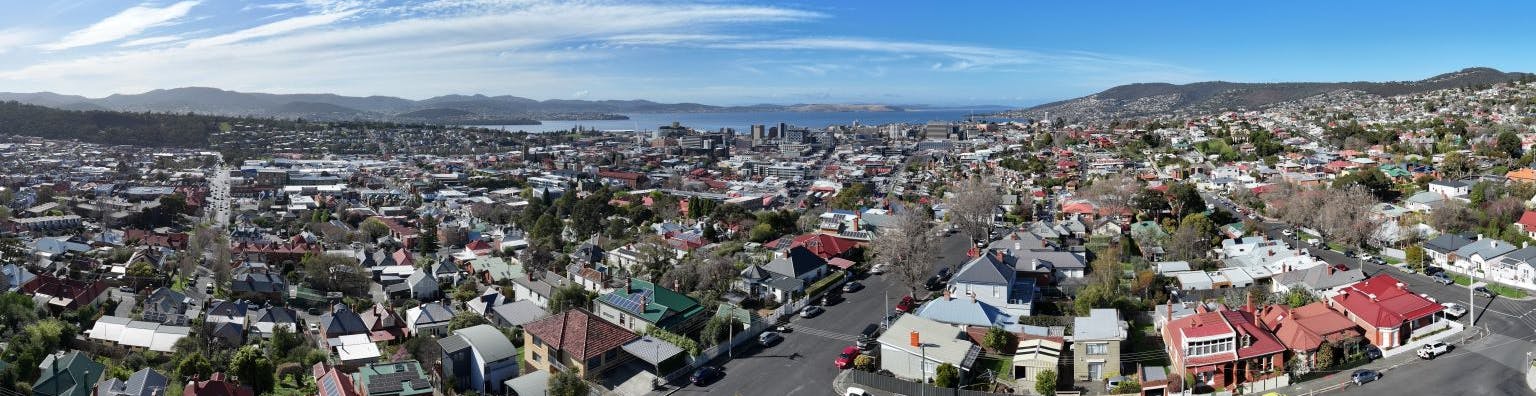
[
  {"left": 869, "top": 264, "right": 887, "bottom": 274},
  {"left": 1475, "top": 286, "right": 1495, "bottom": 299},
  {"left": 308, "top": 323, "right": 318, "bottom": 333},
  {"left": 845, "top": 387, "right": 871, "bottom": 396},
  {"left": 799, "top": 305, "right": 824, "bottom": 318},
  {"left": 1281, "top": 229, "right": 1294, "bottom": 236},
  {"left": 1432, "top": 273, "right": 1454, "bottom": 285},
  {"left": 1442, "top": 302, "right": 1467, "bottom": 318},
  {"left": 1105, "top": 375, "right": 1129, "bottom": 391},
  {"left": 834, "top": 346, "right": 861, "bottom": 369},
  {"left": 842, "top": 282, "right": 864, "bottom": 293},
  {"left": 1417, "top": 342, "right": 1450, "bottom": 359},
  {"left": 924, "top": 276, "right": 944, "bottom": 291},
  {"left": 690, "top": 366, "right": 723, "bottom": 385},
  {"left": 758, "top": 331, "right": 783, "bottom": 346},
  {"left": 895, "top": 295, "right": 916, "bottom": 313},
  {"left": 1351, "top": 369, "right": 1380, "bottom": 385},
  {"left": 118, "top": 285, "right": 135, "bottom": 293},
  {"left": 1364, "top": 345, "right": 1383, "bottom": 361}
]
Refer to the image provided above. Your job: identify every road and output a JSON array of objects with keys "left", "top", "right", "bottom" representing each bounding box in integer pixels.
[
  {"left": 1204, "top": 191, "right": 1536, "bottom": 395},
  {"left": 672, "top": 232, "right": 974, "bottom": 396},
  {"left": 207, "top": 162, "right": 231, "bottom": 229}
]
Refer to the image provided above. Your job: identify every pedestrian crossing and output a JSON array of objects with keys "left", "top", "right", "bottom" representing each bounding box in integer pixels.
[{"left": 784, "top": 323, "right": 861, "bottom": 342}]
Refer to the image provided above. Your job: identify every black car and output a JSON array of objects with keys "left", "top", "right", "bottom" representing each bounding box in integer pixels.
[
  {"left": 1364, "top": 345, "right": 1382, "bottom": 361},
  {"left": 690, "top": 367, "right": 722, "bottom": 385},
  {"left": 1476, "top": 286, "right": 1495, "bottom": 299},
  {"left": 936, "top": 267, "right": 953, "bottom": 282}
]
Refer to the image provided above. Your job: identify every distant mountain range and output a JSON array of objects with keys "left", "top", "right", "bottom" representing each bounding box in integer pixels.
[
  {"left": 1009, "top": 67, "right": 1535, "bottom": 121},
  {"left": 0, "top": 87, "right": 918, "bottom": 125}
]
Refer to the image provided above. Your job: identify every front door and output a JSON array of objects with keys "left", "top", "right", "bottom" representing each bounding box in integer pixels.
[{"left": 1088, "top": 361, "right": 1103, "bottom": 380}]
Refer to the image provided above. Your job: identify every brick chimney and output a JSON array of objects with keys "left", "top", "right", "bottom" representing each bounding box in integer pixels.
[{"left": 1166, "top": 300, "right": 1173, "bottom": 324}]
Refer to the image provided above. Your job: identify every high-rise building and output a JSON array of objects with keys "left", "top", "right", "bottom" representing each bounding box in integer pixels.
[{"left": 751, "top": 124, "right": 765, "bottom": 143}]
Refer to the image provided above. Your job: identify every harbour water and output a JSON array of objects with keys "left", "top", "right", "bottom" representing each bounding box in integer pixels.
[{"left": 476, "top": 109, "right": 1022, "bottom": 133}]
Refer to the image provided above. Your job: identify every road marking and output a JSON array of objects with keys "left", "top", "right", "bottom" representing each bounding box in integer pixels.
[{"left": 785, "top": 323, "right": 860, "bottom": 342}]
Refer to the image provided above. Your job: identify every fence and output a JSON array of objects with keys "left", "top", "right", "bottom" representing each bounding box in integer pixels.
[{"left": 846, "top": 370, "right": 1013, "bottom": 396}]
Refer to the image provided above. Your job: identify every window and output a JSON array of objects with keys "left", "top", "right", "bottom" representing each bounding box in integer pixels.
[
  {"left": 1085, "top": 343, "right": 1108, "bottom": 355},
  {"left": 531, "top": 351, "right": 542, "bottom": 362},
  {"left": 532, "top": 336, "right": 544, "bottom": 348}
]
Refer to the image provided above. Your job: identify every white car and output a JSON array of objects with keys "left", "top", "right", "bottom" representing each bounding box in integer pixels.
[
  {"left": 1417, "top": 342, "right": 1450, "bottom": 359},
  {"left": 1442, "top": 303, "right": 1467, "bottom": 318},
  {"left": 1281, "top": 229, "right": 1294, "bottom": 236},
  {"left": 869, "top": 264, "right": 888, "bottom": 274}
]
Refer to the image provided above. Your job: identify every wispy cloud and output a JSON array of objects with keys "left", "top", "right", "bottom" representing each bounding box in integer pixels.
[
  {"left": 40, "top": 1, "right": 199, "bottom": 50},
  {"left": 119, "top": 35, "right": 183, "bottom": 47},
  {"left": 0, "top": 29, "right": 41, "bottom": 54},
  {"left": 186, "top": 10, "right": 359, "bottom": 48}
]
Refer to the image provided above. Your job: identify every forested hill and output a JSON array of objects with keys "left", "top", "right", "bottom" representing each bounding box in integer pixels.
[{"left": 0, "top": 100, "right": 238, "bottom": 147}]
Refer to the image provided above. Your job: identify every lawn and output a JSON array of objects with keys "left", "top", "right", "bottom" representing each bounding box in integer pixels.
[
  {"left": 170, "top": 276, "right": 188, "bottom": 292},
  {"left": 1450, "top": 274, "right": 1530, "bottom": 298},
  {"left": 972, "top": 355, "right": 1014, "bottom": 379}
]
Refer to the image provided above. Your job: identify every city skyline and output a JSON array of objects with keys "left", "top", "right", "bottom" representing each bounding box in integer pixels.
[{"left": 1, "top": 0, "right": 1534, "bottom": 106}]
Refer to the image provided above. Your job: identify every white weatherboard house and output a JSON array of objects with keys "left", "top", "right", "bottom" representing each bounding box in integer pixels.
[{"left": 876, "top": 314, "right": 981, "bottom": 382}]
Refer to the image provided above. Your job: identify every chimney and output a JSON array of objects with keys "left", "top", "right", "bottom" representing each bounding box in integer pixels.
[
  {"left": 944, "top": 289, "right": 953, "bottom": 301},
  {"left": 1478, "top": 233, "right": 1484, "bottom": 241},
  {"left": 1166, "top": 300, "right": 1173, "bottom": 323},
  {"left": 1328, "top": 265, "right": 1335, "bottom": 275},
  {"left": 626, "top": 277, "right": 632, "bottom": 292}
]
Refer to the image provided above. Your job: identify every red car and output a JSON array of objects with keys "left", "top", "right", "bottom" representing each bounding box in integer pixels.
[
  {"left": 895, "top": 295, "right": 916, "bottom": 313},
  {"left": 835, "top": 346, "right": 861, "bottom": 369}
]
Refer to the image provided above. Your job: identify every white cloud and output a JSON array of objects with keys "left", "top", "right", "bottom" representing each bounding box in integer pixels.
[
  {"left": 186, "top": 9, "right": 359, "bottom": 48},
  {"left": 0, "top": 29, "right": 40, "bottom": 54},
  {"left": 119, "top": 35, "right": 183, "bottom": 47},
  {"left": 40, "top": 1, "right": 199, "bottom": 50}
]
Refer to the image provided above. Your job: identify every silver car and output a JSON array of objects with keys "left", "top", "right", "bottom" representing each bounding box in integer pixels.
[
  {"left": 758, "top": 331, "right": 783, "bottom": 346},
  {"left": 799, "top": 305, "right": 824, "bottom": 318}
]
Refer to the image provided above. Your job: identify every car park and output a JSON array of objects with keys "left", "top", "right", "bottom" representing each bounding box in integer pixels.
[{"left": 1352, "top": 369, "right": 1380, "bottom": 385}]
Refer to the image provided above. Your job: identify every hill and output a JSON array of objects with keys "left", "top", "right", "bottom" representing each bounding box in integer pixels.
[
  {"left": 0, "top": 87, "right": 913, "bottom": 124},
  {"left": 0, "top": 100, "right": 231, "bottom": 147},
  {"left": 1012, "top": 67, "right": 1535, "bottom": 121}
]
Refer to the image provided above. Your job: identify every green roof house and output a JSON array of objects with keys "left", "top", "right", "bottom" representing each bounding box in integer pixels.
[
  {"left": 353, "top": 360, "right": 433, "bottom": 396},
  {"left": 595, "top": 278, "right": 706, "bottom": 333},
  {"left": 31, "top": 351, "right": 102, "bottom": 396}
]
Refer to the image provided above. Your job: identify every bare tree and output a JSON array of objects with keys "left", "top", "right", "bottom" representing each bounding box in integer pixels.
[
  {"left": 871, "top": 208, "right": 939, "bottom": 297},
  {"left": 1081, "top": 173, "right": 1144, "bottom": 219},
  {"left": 949, "top": 176, "right": 1001, "bottom": 243},
  {"left": 1430, "top": 200, "right": 1478, "bottom": 234},
  {"left": 1317, "top": 186, "right": 1375, "bottom": 248}
]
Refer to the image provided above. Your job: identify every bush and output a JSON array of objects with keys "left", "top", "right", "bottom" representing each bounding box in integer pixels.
[
  {"left": 1112, "top": 379, "right": 1142, "bottom": 394},
  {"left": 982, "top": 327, "right": 1016, "bottom": 353},
  {"left": 1035, "top": 369, "right": 1057, "bottom": 396},
  {"left": 934, "top": 363, "right": 959, "bottom": 388},
  {"left": 853, "top": 355, "right": 876, "bottom": 372},
  {"left": 805, "top": 270, "right": 845, "bottom": 297}
]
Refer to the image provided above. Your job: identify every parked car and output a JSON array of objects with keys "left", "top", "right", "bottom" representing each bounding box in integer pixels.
[
  {"left": 1281, "top": 229, "right": 1294, "bottom": 236},
  {"left": 1476, "top": 286, "right": 1495, "bottom": 299},
  {"left": 690, "top": 366, "right": 722, "bottom": 385},
  {"left": 835, "top": 346, "right": 861, "bottom": 369},
  {"left": 1364, "top": 345, "right": 1383, "bottom": 361},
  {"left": 842, "top": 282, "right": 864, "bottom": 293},
  {"left": 936, "top": 267, "right": 953, "bottom": 281},
  {"left": 895, "top": 295, "right": 916, "bottom": 313},
  {"left": 758, "top": 331, "right": 783, "bottom": 346},
  {"left": 1417, "top": 342, "right": 1450, "bottom": 359},
  {"left": 1442, "top": 303, "right": 1467, "bottom": 318},
  {"left": 1105, "top": 375, "right": 1129, "bottom": 392},
  {"left": 1432, "top": 273, "right": 1454, "bottom": 285},
  {"left": 1351, "top": 369, "right": 1380, "bottom": 385},
  {"left": 845, "top": 387, "right": 871, "bottom": 396},
  {"left": 869, "top": 264, "right": 887, "bottom": 274},
  {"left": 800, "top": 305, "right": 824, "bottom": 318}
]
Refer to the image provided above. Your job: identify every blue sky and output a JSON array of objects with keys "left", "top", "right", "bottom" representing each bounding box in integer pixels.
[{"left": 0, "top": 1, "right": 1533, "bottom": 106}]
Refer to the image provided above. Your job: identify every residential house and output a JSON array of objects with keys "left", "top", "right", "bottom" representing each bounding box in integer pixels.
[
  {"left": 386, "top": 270, "right": 440, "bottom": 301},
  {"left": 31, "top": 351, "right": 103, "bottom": 396},
  {"left": 1257, "top": 303, "right": 1362, "bottom": 373},
  {"left": 311, "top": 363, "right": 360, "bottom": 396},
  {"left": 248, "top": 306, "right": 299, "bottom": 339},
  {"left": 20, "top": 275, "right": 107, "bottom": 311},
  {"left": 511, "top": 271, "right": 572, "bottom": 309},
  {"left": 1402, "top": 191, "right": 1445, "bottom": 212},
  {"left": 522, "top": 308, "right": 639, "bottom": 379},
  {"left": 1012, "top": 339, "right": 1062, "bottom": 392},
  {"left": 2, "top": 264, "right": 35, "bottom": 292},
  {"left": 914, "top": 292, "right": 1019, "bottom": 331},
  {"left": 464, "top": 257, "right": 522, "bottom": 285},
  {"left": 875, "top": 314, "right": 982, "bottom": 382},
  {"left": 320, "top": 304, "right": 370, "bottom": 341},
  {"left": 1451, "top": 237, "right": 1516, "bottom": 275},
  {"left": 84, "top": 316, "right": 190, "bottom": 352},
  {"left": 1427, "top": 180, "right": 1470, "bottom": 200},
  {"left": 439, "top": 325, "right": 521, "bottom": 393},
  {"left": 764, "top": 246, "right": 830, "bottom": 285},
  {"left": 183, "top": 373, "right": 254, "bottom": 396},
  {"left": 1270, "top": 264, "right": 1366, "bottom": 297},
  {"left": 353, "top": 361, "right": 434, "bottom": 396},
  {"left": 204, "top": 300, "right": 248, "bottom": 325},
  {"left": 946, "top": 249, "right": 1036, "bottom": 318},
  {"left": 465, "top": 286, "right": 510, "bottom": 316},
  {"left": 94, "top": 368, "right": 168, "bottom": 396},
  {"left": 1485, "top": 246, "right": 1536, "bottom": 292},
  {"left": 1517, "top": 211, "right": 1536, "bottom": 239},
  {"left": 405, "top": 302, "right": 455, "bottom": 338},
  {"left": 1423, "top": 233, "right": 1474, "bottom": 267},
  {"left": 1328, "top": 275, "right": 1446, "bottom": 349},
  {"left": 359, "top": 304, "right": 407, "bottom": 343},
  {"left": 595, "top": 278, "right": 705, "bottom": 333},
  {"left": 229, "top": 270, "right": 287, "bottom": 302},
  {"left": 1161, "top": 305, "right": 1286, "bottom": 392},
  {"left": 140, "top": 288, "right": 191, "bottom": 325},
  {"left": 1072, "top": 309, "right": 1127, "bottom": 381},
  {"left": 489, "top": 300, "right": 549, "bottom": 328}
]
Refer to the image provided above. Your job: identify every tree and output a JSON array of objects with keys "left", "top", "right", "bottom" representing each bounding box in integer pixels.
[
  {"left": 360, "top": 218, "right": 390, "bottom": 240},
  {"left": 871, "top": 208, "right": 939, "bottom": 296},
  {"left": 301, "top": 254, "right": 369, "bottom": 294},
  {"left": 1035, "top": 369, "right": 1058, "bottom": 396},
  {"left": 1132, "top": 189, "right": 1170, "bottom": 218},
  {"left": 853, "top": 355, "right": 876, "bottom": 372},
  {"left": 548, "top": 284, "right": 593, "bottom": 312},
  {"left": 1314, "top": 343, "right": 1337, "bottom": 370},
  {"left": 1082, "top": 174, "right": 1143, "bottom": 218},
  {"left": 548, "top": 370, "right": 590, "bottom": 396},
  {"left": 982, "top": 327, "right": 1016, "bottom": 352},
  {"left": 1167, "top": 183, "right": 1206, "bottom": 218},
  {"left": 829, "top": 183, "right": 871, "bottom": 210},
  {"left": 1405, "top": 245, "right": 1426, "bottom": 272},
  {"left": 949, "top": 176, "right": 1001, "bottom": 242},
  {"left": 1498, "top": 130, "right": 1523, "bottom": 158},
  {"left": 934, "top": 363, "right": 959, "bottom": 388},
  {"left": 1285, "top": 287, "right": 1318, "bottom": 308},
  {"left": 448, "top": 312, "right": 491, "bottom": 331},
  {"left": 1332, "top": 166, "right": 1397, "bottom": 201},
  {"left": 700, "top": 316, "right": 742, "bottom": 346},
  {"left": 176, "top": 354, "right": 212, "bottom": 380},
  {"left": 1167, "top": 213, "right": 1215, "bottom": 261},
  {"left": 267, "top": 324, "right": 304, "bottom": 359},
  {"left": 230, "top": 346, "right": 275, "bottom": 394},
  {"left": 1431, "top": 200, "right": 1479, "bottom": 234}
]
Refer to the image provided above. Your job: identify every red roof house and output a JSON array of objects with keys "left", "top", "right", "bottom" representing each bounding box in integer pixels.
[
  {"left": 789, "top": 233, "right": 861, "bottom": 260},
  {"left": 1161, "top": 304, "right": 1286, "bottom": 392},
  {"left": 1516, "top": 210, "right": 1536, "bottom": 238},
  {"left": 1257, "top": 302, "right": 1362, "bottom": 370},
  {"left": 1327, "top": 274, "right": 1444, "bottom": 349},
  {"left": 184, "top": 373, "right": 255, "bottom": 396},
  {"left": 523, "top": 308, "right": 639, "bottom": 379}
]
